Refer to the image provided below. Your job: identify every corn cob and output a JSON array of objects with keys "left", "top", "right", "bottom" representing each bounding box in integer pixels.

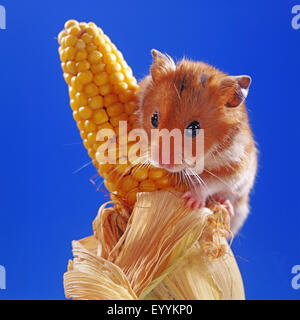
[{"left": 58, "top": 20, "right": 187, "bottom": 209}]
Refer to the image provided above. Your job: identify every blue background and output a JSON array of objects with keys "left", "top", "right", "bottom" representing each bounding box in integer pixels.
[{"left": 0, "top": 0, "right": 299, "bottom": 300}]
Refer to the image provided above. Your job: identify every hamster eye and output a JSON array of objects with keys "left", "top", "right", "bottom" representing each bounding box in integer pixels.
[
  {"left": 151, "top": 111, "right": 159, "bottom": 128},
  {"left": 185, "top": 121, "right": 200, "bottom": 138}
]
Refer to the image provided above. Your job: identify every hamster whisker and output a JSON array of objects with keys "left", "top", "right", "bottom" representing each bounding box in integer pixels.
[
  {"left": 206, "top": 143, "right": 234, "bottom": 170},
  {"left": 204, "top": 168, "right": 233, "bottom": 192},
  {"left": 72, "top": 160, "right": 93, "bottom": 174},
  {"left": 186, "top": 167, "right": 210, "bottom": 195},
  {"left": 182, "top": 170, "right": 194, "bottom": 190},
  {"left": 173, "top": 82, "right": 181, "bottom": 102},
  {"left": 183, "top": 168, "right": 202, "bottom": 191}
]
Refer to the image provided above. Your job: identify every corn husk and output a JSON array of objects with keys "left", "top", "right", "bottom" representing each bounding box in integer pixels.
[{"left": 64, "top": 191, "right": 245, "bottom": 300}]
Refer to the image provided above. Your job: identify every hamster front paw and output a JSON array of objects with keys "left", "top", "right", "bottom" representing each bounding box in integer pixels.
[
  {"left": 182, "top": 191, "right": 206, "bottom": 210},
  {"left": 213, "top": 196, "right": 235, "bottom": 217}
]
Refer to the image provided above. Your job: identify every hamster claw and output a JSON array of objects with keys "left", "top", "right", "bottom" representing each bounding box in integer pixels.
[
  {"left": 213, "top": 196, "right": 235, "bottom": 217},
  {"left": 182, "top": 191, "right": 205, "bottom": 210}
]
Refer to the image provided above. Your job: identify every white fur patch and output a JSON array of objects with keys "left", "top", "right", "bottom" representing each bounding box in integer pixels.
[{"left": 205, "top": 131, "right": 249, "bottom": 171}]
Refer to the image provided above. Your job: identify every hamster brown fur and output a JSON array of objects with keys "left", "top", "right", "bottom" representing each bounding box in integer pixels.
[{"left": 137, "top": 49, "right": 257, "bottom": 234}]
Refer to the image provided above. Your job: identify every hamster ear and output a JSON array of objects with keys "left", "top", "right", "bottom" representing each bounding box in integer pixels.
[
  {"left": 221, "top": 75, "right": 251, "bottom": 108},
  {"left": 150, "top": 49, "right": 176, "bottom": 82}
]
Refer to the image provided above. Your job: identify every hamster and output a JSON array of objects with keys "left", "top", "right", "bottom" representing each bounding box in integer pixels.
[{"left": 137, "top": 49, "right": 257, "bottom": 235}]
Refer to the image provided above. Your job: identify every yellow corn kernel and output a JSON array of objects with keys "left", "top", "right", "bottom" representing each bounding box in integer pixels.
[
  {"left": 76, "top": 50, "right": 88, "bottom": 61},
  {"left": 107, "top": 102, "right": 124, "bottom": 117},
  {"left": 103, "top": 34, "right": 112, "bottom": 43},
  {"left": 106, "top": 62, "right": 122, "bottom": 74},
  {"left": 93, "top": 108, "right": 109, "bottom": 124},
  {"left": 98, "top": 163, "right": 111, "bottom": 176},
  {"left": 76, "top": 39, "right": 86, "bottom": 50},
  {"left": 118, "top": 89, "right": 134, "bottom": 103},
  {"left": 84, "top": 83, "right": 99, "bottom": 97},
  {"left": 87, "top": 132, "right": 97, "bottom": 145},
  {"left": 76, "top": 60, "right": 90, "bottom": 72},
  {"left": 92, "top": 140, "right": 105, "bottom": 152},
  {"left": 68, "top": 25, "right": 81, "bottom": 36},
  {"left": 120, "top": 60, "right": 128, "bottom": 69},
  {"left": 132, "top": 167, "right": 148, "bottom": 181},
  {"left": 77, "top": 70, "right": 93, "bottom": 84},
  {"left": 88, "top": 95, "right": 104, "bottom": 109},
  {"left": 64, "top": 20, "right": 78, "bottom": 29},
  {"left": 58, "top": 30, "right": 67, "bottom": 45},
  {"left": 94, "top": 72, "right": 108, "bottom": 86},
  {"left": 86, "top": 25, "right": 97, "bottom": 35},
  {"left": 124, "top": 101, "right": 137, "bottom": 115},
  {"left": 98, "top": 84, "right": 112, "bottom": 96},
  {"left": 66, "top": 61, "right": 77, "bottom": 74},
  {"left": 65, "top": 47, "right": 76, "bottom": 60},
  {"left": 84, "top": 120, "right": 97, "bottom": 132},
  {"left": 121, "top": 176, "right": 138, "bottom": 193},
  {"left": 71, "top": 76, "right": 83, "bottom": 91},
  {"left": 88, "top": 51, "right": 102, "bottom": 64},
  {"left": 80, "top": 130, "right": 87, "bottom": 140},
  {"left": 92, "top": 159, "right": 99, "bottom": 168},
  {"left": 77, "top": 120, "right": 85, "bottom": 131},
  {"left": 86, "top": 142, "right": 96, "bottom": 153},
  {"left": 86, "top": 43, "right": 98, "bottom": 53},
  {"left": 63, "top": 73, "right": 72, "bottom": 85},
  {"left": 123, "top": 68, "right": 133, "bottom": 79},
  {"left": 60, "top": 49, "right": 67, "bottom": 62},
  {"left": 110, "top": 113, "right": 128, "bottom": 127},
  {"left": 149, "top": 168, "right": 167, "bottom": 180},
  {"left": 139, "top": 179, "right": 156, "bottom": 192},
  {"left": 70, "top": 99, "right": 77, "bottom": 110},
  {"left": 61, "top": 62, "right": 68, "bottom": 73},
  {"left": 98, "top": 122, "right": 114, "bottom": 131},
  {"left": 103, "top": 53, "right": 117, "bottom": 64},
  {"left": 102, "top": 43, "right": 113, "bottom": 53},
  {"left": 72, "top": 110, "right": 80, "bottom": 122},
  {"left": 113, "top": 82, "right": 128, "bottom": 94},
  {"left": 104, "top": 94, "right": 119, "bottom": 107},
  {"left": 126, "top": 189, "right": 138, "bottom": 206},
  {"left": 81, "top": 33, "right": 93, "bottom": 44},
  {"left": 115, "top": 50, "right": 124, "bottom": 60},
  {"left": 83, "top": 139, "right": 90, "bottom": 149},
  {"left": 75, "top": 92, "right": 88, "bottom": 106},
  {"left": 69, "top": 87, "right": 76, "bottom": 98},
  {"left": 115, "top": 163, "right": 132, "bottom": 175},
  {"left": 91, "top": 63, "right": 106, "bottom": 74},
  {"left": 155, "top": 175, "right": 172, "bottom": 189},
  {"left": 78, "top": 106, "right": 93, "bottom": 120},
  {"left": 64, "top": 35, "right": 78, "bottom": 47},
  {"left": 109, "top": 72, "right": 125, "bottom": 84}
]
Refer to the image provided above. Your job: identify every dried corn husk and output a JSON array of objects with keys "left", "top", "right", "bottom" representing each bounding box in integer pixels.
[{"left": 64, "top": 191, "right": 245, "bottom": 300}]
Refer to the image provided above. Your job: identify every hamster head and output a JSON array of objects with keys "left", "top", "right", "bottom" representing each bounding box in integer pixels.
[{"left": 137, "top": 49, "right": 251, "bottom": 173}]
